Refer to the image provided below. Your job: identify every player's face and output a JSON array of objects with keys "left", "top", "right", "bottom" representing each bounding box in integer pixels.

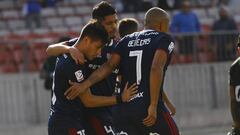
[
  {"left": 101, "top": 14, "right": 118, "bottom": 39},
  {"left": 86, "top": 40, "right": 103, "bottom": 60}
]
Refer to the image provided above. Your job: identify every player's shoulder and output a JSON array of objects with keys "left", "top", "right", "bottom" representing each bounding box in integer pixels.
[
  {"left": 58, "top": 54, "right": 84, "bottom": 69},
  {"left": 66, "top": 37, "right": 78, "bottom": 46},
  {"left": 231, "top": 57, "right": 240, "bottom": 69}
]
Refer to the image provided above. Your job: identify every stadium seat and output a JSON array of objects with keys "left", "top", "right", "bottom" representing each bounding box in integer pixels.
[
  {"left": 75, "top": 5, "right": 92, "bottom": 15},
  {"left": 1, "top": 10, "right": 21, "bottom": 20},
  {"left": 46, "top": 17, "right": 64, "bottom": 28},
  {"left": 120, "top": 13, "right": 137, "bottom": 19},
  {"left": 0, "top": 1, "right": 15, "bottom": 10},
  {"left": 69, "top": 0, "right": 86, "bottom": 5},
  {"left": 41, "top": 8, "right": 58, "bottom": 18},
  {"left": 0, "top": 30, "right": 10, "bottom": 36},
  {"left": 64, "top": 16, "right": 82, "bottom": 27},
  {"left": 193, "top": 8, "right": 207, "bottom": 18},
  {"left": 12, "top": 29, "right": 31, "bottom": 36},
  {"left": 0, "top": 21, "right": 8, "bottom": 30},
  {"left": 7, "top": 19, "right": 25, "bottom": 30},
  {"left": 57, "top": 6, "right": 75, "bottom": 16},
  {"left": 69, "top": 25, "right": 83, "bottom": 33}
]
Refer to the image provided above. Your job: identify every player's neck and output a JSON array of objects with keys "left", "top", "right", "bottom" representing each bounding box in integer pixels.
[{"left": 74, "top": 42, "right": 85, "bottom": 55}]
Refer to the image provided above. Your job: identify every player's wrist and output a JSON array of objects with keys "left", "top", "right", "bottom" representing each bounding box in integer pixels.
[{"left": 116, "top": 94, "right": 123, "bottom": 104}]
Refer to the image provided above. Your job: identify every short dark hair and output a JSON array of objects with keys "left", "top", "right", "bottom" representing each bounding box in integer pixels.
[
  {"left": 118, "top": 18, "right": 139, "bottom": 38},
  {"left": 92, "top": 1, "right": 116, "bottom": 21},
  {"left": 79, "top": 19, "right": 109, "bottom": 45}
]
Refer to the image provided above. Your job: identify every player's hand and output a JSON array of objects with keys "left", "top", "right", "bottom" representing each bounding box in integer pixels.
[
  {"left": 64, "top": 80, "right": 88, "bottom": 100},
  {"left": 166, "top": 102, "right": 176, "bottom": 116},
  {"left": 121, "top": 82, "right": 138, "bottom": 102},
  {"left": 143, "top": 104, "right": 157, "bottom": 127},
  {"left": 69, "top": 46, "right": 85, "bottom": 65}
]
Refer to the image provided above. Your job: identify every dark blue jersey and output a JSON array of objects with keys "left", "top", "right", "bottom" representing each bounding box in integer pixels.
[
  {"left": 66, "top": 38, "right": 118, "bottom": 117},
  {"left": 113, "top": 29, "right": 174, "bottom": 117},
  {"left": 229, "top": 57, "right": 240, "bottom": 104},
  {"left": 49, "top": 53, "right": 87, "bottom": 122},
  {"left": 66, "top": 38, "right": 118, "bottom": 96},
  {"left": 87, "top": 39, "right": 118, "bottom": 96}
]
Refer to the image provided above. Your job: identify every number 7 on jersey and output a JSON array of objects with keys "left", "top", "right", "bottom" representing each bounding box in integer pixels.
[{"left": 129, "top": 50, "right": 143, "bottom": 85}]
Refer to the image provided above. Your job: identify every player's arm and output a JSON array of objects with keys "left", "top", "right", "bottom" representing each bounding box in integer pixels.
[
  {"left": 143, "top": 49, "right": 167, "bottom": 126},
  {"left": 230, "top": 85, "right": 240, "bottom": 128},
  {"left": 65, "top": 53, "right": 121, "bottom": 100},
  {"left": 78, "top": 82, "right": 137, "bottom": 108},
  {"left": 162, "top": 90, "right": 176, "bottom": 116},
  {"left": 46, "top": 42, "right": 84, "bottom": 64}
]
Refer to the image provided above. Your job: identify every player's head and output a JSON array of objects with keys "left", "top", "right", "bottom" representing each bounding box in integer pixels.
[
  {"left": 92, "top": 1, "right": 118, "bottom": 38},
  {"left": 118, "top": 18, "right": 139, "bottom": 38},
  {"left": 144, "top": 7, "right": 170, "bottom": 33},
  {"left": 237, "top": 34, "right": 240, "bottom": 54},
  {"left": 77, "top": 19, "right": 109, "bottom": 60}
]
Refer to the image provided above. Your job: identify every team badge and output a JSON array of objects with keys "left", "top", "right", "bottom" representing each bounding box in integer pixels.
[{"left": 75, "top": 70, "right": 84, "bottom": 82}]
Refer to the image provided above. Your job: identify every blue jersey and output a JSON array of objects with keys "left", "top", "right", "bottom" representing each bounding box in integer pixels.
[
  {"left": 66, "top": 38, "right": 118, "bottom": 118},
  {"left": 66, "top": 38, "right": 118, "bottom": 96},
  {"left": 87, "top": 39, "right": 118, "bottom": 96},
  {"left": 229, "top": 57, "right": 240, "bottom": 106},
  {"left": 48, "top": 53, "right": 88, "bottom": 126},
  {"left": 113, "top": 29, "right": 174, "bottom": 118}
]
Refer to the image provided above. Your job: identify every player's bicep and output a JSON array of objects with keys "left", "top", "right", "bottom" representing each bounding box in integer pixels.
[
  {"left": 107, "top": 53, "right": 121, "bottom": 69},
  {"left": 152, "top": 49, "right": 167, "bottom": 69}
]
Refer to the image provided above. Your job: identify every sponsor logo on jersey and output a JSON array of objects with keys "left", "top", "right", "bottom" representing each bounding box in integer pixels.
[
  {"left": 130, "top": 92, "right": 144, "bottom": 101},
  {"left": 75, "top": 70, "right": 84, "bottom": 82},
  {"left": 168, "top": 42, "right": 174, "bottom": 53}
]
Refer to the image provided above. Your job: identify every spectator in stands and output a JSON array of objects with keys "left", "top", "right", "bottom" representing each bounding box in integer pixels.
[
  {"left": 170, "top": 0, "right": 201, "bottom": 63},
  {"left": 212, "top": 5, "right": 238, "bottom": 61},
  {"left": 40, "top": 36, "right": 71, "bottom": 90},
  {"left": 22, "top": 0, "right": 42, "bottom": 29},
  {"left": 158, "top": 0, "right": 181, "bottom": 10},
  {"left": 121, "top": 0, "right": 142, "bottom": 12}
]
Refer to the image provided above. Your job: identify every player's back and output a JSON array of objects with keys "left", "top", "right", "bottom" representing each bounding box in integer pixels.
[{"left": 114, "top": 29, "right": 174, "bottom": 118}]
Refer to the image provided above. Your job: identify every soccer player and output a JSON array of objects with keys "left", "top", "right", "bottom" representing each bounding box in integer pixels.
[
  {"left": 48, "top": 20, "right": 137, "bottom": 135},
  {"left": 46, "top": 1, "right": 120, "bottom": 134},
  {"left": 118, "top": 18, "right": 139, "bottom": 38},
  {"left": 227, "top": 35, "right": 240, "bottom": 135},
  {"left": 118, "top": 17, "right": 176, "bottom": 116},
  {"left": 65, "top": 7, "right": 180, "bottom": 135}
]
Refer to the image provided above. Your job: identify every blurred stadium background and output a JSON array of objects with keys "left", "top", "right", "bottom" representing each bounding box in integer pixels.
[{"left": 0, "top": 0, "right": 239, "bottom": 134}]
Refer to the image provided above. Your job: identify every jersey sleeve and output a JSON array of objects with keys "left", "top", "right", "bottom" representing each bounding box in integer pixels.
[
  {"left": 229, "top": 66, "right": 237, "bottom": 86},
  {"left": 113, "top": 38, "right": 126, "bottom": 57},
  {"left": 66, "top": 38, "right": 78, "bottom": 46},
  {"left": 64, "top": 58, "right": 86, "bottom": 83},
  {"left": 156, "top": 35, "right": 174, "bottom": 55}
]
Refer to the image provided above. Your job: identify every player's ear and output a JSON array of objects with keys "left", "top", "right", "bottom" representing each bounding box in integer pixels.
[
  {"left": 237, "top": 47, "right": 240, "bottom": 54},
  {"left": 83, "top": 36, "right": 91, "bottom": 46}
]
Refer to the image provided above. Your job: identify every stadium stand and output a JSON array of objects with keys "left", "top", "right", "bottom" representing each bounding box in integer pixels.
[{"left": 0, "top": 0, "right": 239, "bottom": 73}]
